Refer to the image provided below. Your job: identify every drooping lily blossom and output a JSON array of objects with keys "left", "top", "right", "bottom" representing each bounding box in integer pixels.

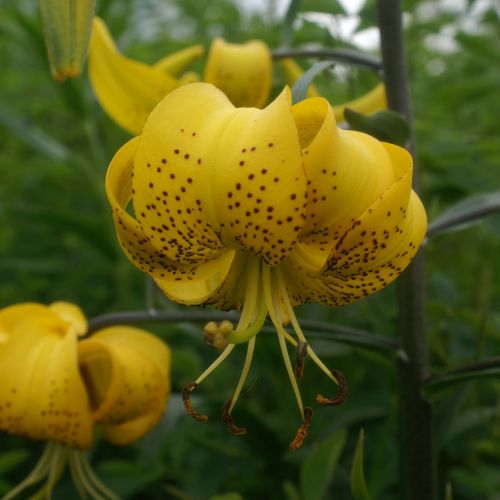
[
  {"left": 0, "top": 302, "right": 170, "bottom": 499},
  {"left": 106, "top": 83, "right": 427, "bottom": 448}
]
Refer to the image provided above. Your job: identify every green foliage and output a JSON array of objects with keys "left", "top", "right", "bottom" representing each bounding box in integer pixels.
[
  {"left": 0, "top": 0, "right": 499, "bottom": 499},
  {"left": 350, "top": 429, "right": 371, "bottom": 500}
]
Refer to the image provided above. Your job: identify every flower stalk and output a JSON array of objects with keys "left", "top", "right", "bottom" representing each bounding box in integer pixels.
[{"left": 375, "top": 1, "right": 434, "bottom": 498}]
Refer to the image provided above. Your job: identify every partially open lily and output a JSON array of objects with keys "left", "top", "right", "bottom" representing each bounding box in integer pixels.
[
  {"left": 0, "top": 302, "right": 170, "bottom": 499},
  {"left": 106, "top": 82, "right": 426, "bottom": 448}
]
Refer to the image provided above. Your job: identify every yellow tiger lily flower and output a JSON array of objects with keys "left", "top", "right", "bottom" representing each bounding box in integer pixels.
[
  {"left": 0, "top": 302, "right": 170, "bottom": 499},
  {"left": 106, "top": 82, "right": 426, "bottom": 448},
  {"left": 332, "top": 82, "right": 387, "bottom": 123}
]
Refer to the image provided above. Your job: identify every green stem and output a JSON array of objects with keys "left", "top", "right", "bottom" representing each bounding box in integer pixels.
[{"left": 375, "top": 1, "right": 434, "bottom": 499}]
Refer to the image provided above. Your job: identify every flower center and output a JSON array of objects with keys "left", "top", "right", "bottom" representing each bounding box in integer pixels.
[{"left": 182, "top": 255, "right": 348, "bottom": 449}]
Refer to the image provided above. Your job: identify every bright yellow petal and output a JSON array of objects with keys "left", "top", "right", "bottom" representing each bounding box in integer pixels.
[
  {"left": 0, "top": 314, "right": 93, "bottom": 449},
  {"left": 153, "top": 45, "right": 204, "bottom": 76},
  {"left": 279, "top": 58, "right": 319, "bottom": 98},
  {"left": 204, "top": 38, "right": 272, "bottom": 108},
  {"left": 78, "top": 326, "right": 170, "bottom": 445},
  {"left": 292, "top": 97, "right": 401, "bottom": 240},
  {"left": 134, "top": 83, "right": 306, "bottom": 267},
  {"left": 49, "top": 301, "right": 87, "bottom": 337},
  {"left": 0, "top": 303, "right": 51, "bottom": 333},
  {"left": 333, "top": 82, "right": 387, "bottom": 123},
  {"left": 88, "top": 17, "right": 179, "bottom": 134}
]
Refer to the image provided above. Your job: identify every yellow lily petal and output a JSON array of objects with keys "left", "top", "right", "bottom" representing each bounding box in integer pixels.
[
  {"left": 0, "top": 303, "right": 50, "bottom": 333},
  {"left": 135, "top": 83, "right": 306, "bottom": 267},
  {"left": 204, "top": 38, "right": 272, "bottom": 108},
  {"left": 0, "top": 313, "right": 93, "bottom": 449},
  {"left": 178, "top": 71, "right": 200, "bottom": 84},
  {"left": 39, "top": 0, "right": 94, "bottom": 81},
  {"left": 279, "top": 58, "right": 319, "bottom": 98},
  {"left": 78, "top": 326, "right": 170, "bottom": 445},
  {"left": 49, "top": 301, "right": 88, "bottom": 337},
  {"left": 88, "top": 17, "right": 179, "bottom": 134},
  {"left": 332, "top": 82, "right": 387, "bottom": 123},
  {"left": 153, "top": 45, "right": 204, "bottom": 76},
  {"left": 106, "top": 136, "right": 235, "bottom": 288},
  {"left": 292, "top": 97, "right": 401, "bottom": 242}
]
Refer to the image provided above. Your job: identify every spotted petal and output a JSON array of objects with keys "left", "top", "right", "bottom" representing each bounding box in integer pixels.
[
  {"left": 0, "top": 309, "right": 93, "bottom": 449},
  {"left": 106, "top": 135, "right": 235, "bottom": 293},
  {"left": 292, "top": 97, "right": 404, "bottom": 245},
  {"left": 134, "top": 83, "right": 307, "bottom": 267},
  {"left": 88, "top": 17, "right": 179, "bottom": 134},
  {"left": 204, "top": 38, "right": 272, "bottom": 108},
  {"left": 78, "top": 326, "right": 170, "bottom": 445}
]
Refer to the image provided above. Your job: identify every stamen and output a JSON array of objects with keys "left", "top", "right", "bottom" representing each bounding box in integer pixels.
[
  {"left": 289, "top": 407, "right": 313, "bottom": 450},
  {"left": 183, "top": 382, "right": 209, "bottom": 422},
  {"left": 277, "top": 267, "right": 349, "bottom": 401},
  {"left": 228, "top": 336, "right": 256, "bottom": 413},
  {"left": 263, "top": 265, "right": 305, "bottom": 420},
  {"left": 295, "top": 340, "right": 308, "bottom": 380},
  {"left": 222, "top": 399, "right": 247, "bottom": 436},
  {"left": 316, "top": 368, "right": 348, "bottom": 406},
  {"left": 226, "top": 299, "right": 267, "bottom": 344}
]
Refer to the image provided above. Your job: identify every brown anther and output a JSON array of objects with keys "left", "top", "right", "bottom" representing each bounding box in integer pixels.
[
  {"left": 316, "top": 369, "right": 348, "bottom": 406},
  {"left": 289, "top": 406, "right": 313, "bottom": 450},
  {"left": 295, "top": 340, "right": 308, "bottom": 380},
  {"left": 222, "top": 399, "right": 247, "bottom": 436},
  {"left": 182, "top": 382, "right": 208, "bottom": 422}
]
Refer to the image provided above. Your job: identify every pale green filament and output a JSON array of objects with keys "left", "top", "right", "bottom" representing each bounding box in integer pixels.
[
  {"left": 276, "top": 267, "right": 340, "bottom": 386},
  {"left": 262, "top": 264, "right": 305, "bottom": 420},
  {"left": 195, "top": 343, "right": 235, "bottom": 385},
  {"left": 3, "top": 442, "right": 119, "bottom": 500},
  {"left": 228, "top": 336, "right": 256, "bottom": 414}
]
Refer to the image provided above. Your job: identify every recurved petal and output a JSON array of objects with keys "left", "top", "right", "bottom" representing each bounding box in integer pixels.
[
  {"left": 153, "top": 45, "right": 204, "bottom": 76},
  {"left": 106, "top": 137, "right": 231, "bottom": 285},
  {"left": 88, "top": 17, "right": 179, "bottom": 134},
  {"left": 0, "top": 315, "right": 93, "bottom": 449},
  {"left": 78, "top": 326, "right": 170, "bottom": 444},
  {"left": 292, "top": 97, "right": 402, "bottom": 239},
  {"left": 204, "top": 38, "right": 272, "bottom": 108},
  {"left": 325, "top": 143, "right": 427, "bottom": 277},
  {"left": 0, "top": 303, "right": 51, "bottom": 333}
]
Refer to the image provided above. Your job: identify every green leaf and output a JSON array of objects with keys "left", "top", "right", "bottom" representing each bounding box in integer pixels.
[
  {"left": 0, "top": 449, "right": 30, "bottom": 475},
  {"left": 281, "top": 0, "right": 301, "bottom": 47},
  {"left": 300, "top": 429, "right": 347, "bottom": 500},
  {"left": 350, "top": 429, "right": 371, "bottom": 500},
  {"left": 424, "top": 367, "right": 500, "bottom": 395},
  {"left": 291, "top": 60, "right": 335, "bottom": 104},
  {"left": 344, "top": 108, "right": 409, "bottom": 147},
  {"left": 210, "top": 494, "right": 243, "bottom": 500},
  {"left": 283, "top": 480, "right": 301, "bottom": 500},
  {"left": 427, "top": 190, "right": 500, "bottom": 238}
]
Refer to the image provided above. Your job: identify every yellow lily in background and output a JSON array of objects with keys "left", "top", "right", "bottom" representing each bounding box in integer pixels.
[
  {"left": 88, "top": 17, "right": 271, "bottom": 134},
  {"left": 0, "top": 301, "right": 170, "bottom": 499},
  {"left": 332, "top": 82, "right": 387, "bottom": 123},
  {"left": 106, "top": 83, "right": 426, "bottom": 448},
  {"left": 203, "top": 38, "right": 272, "bottom": 108}
]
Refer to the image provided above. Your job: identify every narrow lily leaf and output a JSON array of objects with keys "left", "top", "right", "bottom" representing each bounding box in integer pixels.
[
  {"left": 39, "top": 0, "right": 95, "bottom": 81},
  {"left": 424, "top": 366, "right": 500, "bottom": 395},
  {"left": 291, "top": 60, "right": 335, "bottom": 104},
  {"left": 300, "top": 429, "right": 347, "bottom": 500},
  {"left": 283, "top": 481, "right": 301, "bottom": 500},
  {"left": 427, "top": 190, "right": 500, "bottom": 238},
  {"left": 350, "top": 429, "right": 371, "bottom": 500},
  {"left": 344, "top": 108, "right": 409, "bottom": 147},
  {"left": 281, "top": 0, "right": 301, "bottom": 47}
]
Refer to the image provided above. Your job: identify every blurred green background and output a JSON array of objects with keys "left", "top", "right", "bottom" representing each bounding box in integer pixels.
[{"left": 0, "top": 0, "right": 499, "bottom": 498}]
